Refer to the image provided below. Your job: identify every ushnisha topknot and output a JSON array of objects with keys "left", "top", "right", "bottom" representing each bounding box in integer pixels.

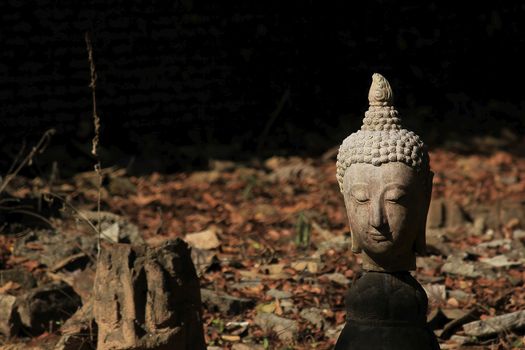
[{"left": 336, "top": 73, "right": 430, "bottom": 192}]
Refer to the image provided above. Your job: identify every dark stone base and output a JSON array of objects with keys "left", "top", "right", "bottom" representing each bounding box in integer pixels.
[{"left": 335, "top": 271, "right": 440, "bottom": 350}]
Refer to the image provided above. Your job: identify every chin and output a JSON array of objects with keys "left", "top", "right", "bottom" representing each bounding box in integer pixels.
[{"left": 363, "top": 240, "right": 393, "bottom": 255}]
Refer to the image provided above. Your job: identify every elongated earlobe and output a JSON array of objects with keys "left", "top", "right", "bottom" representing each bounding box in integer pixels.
[
  {"left": 415, "top": 171, "right": 434, "bottom": 255},
  {"left": 351, "top": 230, "right": 362, "bottom": 253}
]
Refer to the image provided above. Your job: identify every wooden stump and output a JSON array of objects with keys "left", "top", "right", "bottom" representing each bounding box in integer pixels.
[{"left": 93, "top": 239, "right": 206, "bottom": 350}]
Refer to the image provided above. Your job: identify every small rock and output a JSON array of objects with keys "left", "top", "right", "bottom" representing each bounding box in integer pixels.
[
  {"left": 0, "top": 294, "right": 20, "bottom": 337},
  {"left": 17, "top": 282, "right": 82, "bottom": 335},
  {"left": 254, "top": 312, "right": 298, "bottom": 342},
  {"left": 300, "top": 307, "right": 325, "bottom": 329},
  {"left": 291, "top": 260, "right": 321, "bottom": 273},
  {"left": 230, "top": 279, "right": 262, "bottom": 290},
  {"left": 191, "top": 248, "right": 218, "bottom": 276},
  {"left": 441, "top": 256, "right": 481, "bottom": 278},
  {"left": 266, "top": 289, "right": 292, "bottom": 299},
  {"left": 188, "top": 170, "right": 221, "bottom": 183},
  {"left": 101, "top": 222, "right": 119, "bottom": 243},
  {"left": 480, "top": 254, "right": 520, "bottom": 268},
  {"left": 324, "top": 272, "right": 350, "bottom": 286},
  {"left": 478, "top": 239, "right": 512, "bottom": 249},
  {"left": 231, "top": 343, "right": 265, "bottom": 350},
  {"left": 448, "top": 289, "right": 472, "bottom": 303},
  {"left": 80, "top": 210, "right": 143, "bottom": 244},
  {"left": 221, "top": 334, "right": 241, "bottom": 342},
  {"left": 313, "top": 235, "right": 351, "bottom": 258},
  {"left": 201, "top": 289, "right": 254, "bottom": 315},
  {"left": 185, "top": 228, "right": 221, "bottom": 250},
  {"left": 463, "top": 310, "right": 525, "bottom": 337},
  {"left": 279, "top": 299, "right": 297, "bottom": 314},
  {"left": 513, "top": 229, "right": 525, "bottom": 240},
  {"left": 0, "top": 269, "right": 36, "bottom": 290},
  {"left": 226, "top": 321, "right": 249, "bottom": 336}
]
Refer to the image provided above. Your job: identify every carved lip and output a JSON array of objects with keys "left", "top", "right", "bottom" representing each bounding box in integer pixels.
[{"left": 368, "top": 231, "right": 390, "bottom": 242}]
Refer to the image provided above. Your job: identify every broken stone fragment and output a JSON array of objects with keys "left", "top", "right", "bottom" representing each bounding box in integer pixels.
[
  {"left": 93, "top": 239, "right": 205, "bottom": 350},
  {"left": 300, "top": 307, "right": 326, "bottom": 329},
  {"left": 57, "top": 300, "right": 95, "bottom": 349},
  {"left": 200, "top": 289, "right": 254, "bottom": 315},
  {"left": 266, "top": 289, "right": 292, "bottom": 300},
  {"left": 16, "top": 282, "right": 81, "bottom": 335},
  {"left": 184, "top": 227, "right": 221, "bottom": 250},
  {"left": 0, "top": 268, "right": 36, "bottom": 290},
  {"left": 13, "top": 229, "right": 97, "bottom": 268},
  {"left": 323, "top": 272, "right": 350, "bottom": 286},
  {"left": 463, "top": 310, "right": 525, "bottom": 337},
  {"left": 0, "top": 294, "right": 20, "bottom": 337},
  {"left": 79, "top": 210, "right": 144, "bottom": 244},
  {"left": 254, "top": 312, "right": 298, "bottom": 342}
]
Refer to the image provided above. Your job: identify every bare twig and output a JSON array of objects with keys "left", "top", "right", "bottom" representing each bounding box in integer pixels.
[
  {"left": 0, "top": 128, "right": 55, "bottom": 195},
  {"left": 85, "top": 32, "right": 103, "bottom": 253}
]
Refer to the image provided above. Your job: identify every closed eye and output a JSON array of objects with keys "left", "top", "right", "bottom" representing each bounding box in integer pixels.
[
  {"left": 386, "top": 195, "right": 405, "bottom": 204},
  {"left": 384, "top": 188, "right": 407, "bottom": 204},
  {"left": 354, "top": 197, "right": 369, "bottom": 204},
  {"left": 352, "top": 192, "right": 369, "bottom": 204}
]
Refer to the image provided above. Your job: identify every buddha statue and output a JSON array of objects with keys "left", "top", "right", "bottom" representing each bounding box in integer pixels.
[{"left": 334, "top": 74, "right": 439, "bottom": 350}]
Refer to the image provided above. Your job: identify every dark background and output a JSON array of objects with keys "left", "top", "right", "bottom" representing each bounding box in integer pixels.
[{"left": 1, "top": 1, "right": 525, "bottom": 176}]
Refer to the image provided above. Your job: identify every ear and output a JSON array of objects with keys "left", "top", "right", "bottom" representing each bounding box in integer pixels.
[{"left": 414, "top": 171, "right": 434, "bottom": 255}]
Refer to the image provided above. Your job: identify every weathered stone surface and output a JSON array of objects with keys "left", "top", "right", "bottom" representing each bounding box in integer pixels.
[
  {"left": 323, "top": 272, "right": 350, "bottom": 286},
  {"left": 80, "top": 210, "right": 144, "bottom": 244},
  {"left": 58, "top": 300, "right": 95, "bottom": 349},
  {"left": 254, "top": 312, "right": 298, "bottom": 342},
  {"left": 184, "top": 227, "right": 221, "bottom": 250},
  {"left": 93, "top": 239, "right": 205, "bottom": 350},
  {"left": 266, "top": 289, "right": 292, "bottom": 300},
  {"left": 0, "top": 294, "right": 20, "bottom": 337},
  {"left": 299, "top": 307, "right": 325, "bottom": 329},
  {"left": 0, "top": 269, "right": 36, "bottom": 290},
  {"left": 231, "top": 343, "right": 265, "bottom": 350},
  {"left": 463, "top": 310, "right": 525, "bottom": 337},
  {"left": 13, "top": 230, "right": 96, "bottom": 268},
  {"left": 17, "top": 282, "right": 81, "bottom": 335},
  {"left": 201, "top": 289, "right": 254, "bottom": 315}
]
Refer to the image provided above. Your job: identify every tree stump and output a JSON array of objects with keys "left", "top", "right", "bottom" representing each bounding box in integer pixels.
[{"left": 93, "top": 239, "right": 206, "bottom": 350}]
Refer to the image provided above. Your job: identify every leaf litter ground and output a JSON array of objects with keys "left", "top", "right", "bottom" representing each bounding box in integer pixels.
[{"left": 0, "top": 150, "right": 525, "bottom": 349}]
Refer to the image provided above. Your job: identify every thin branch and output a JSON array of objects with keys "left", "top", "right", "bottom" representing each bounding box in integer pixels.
[
  {"left": 0, "top": 128, "right": 55, "bottom": 195},
  {"left": 85, "top": 32, "right": 103, "bottom": 254}
]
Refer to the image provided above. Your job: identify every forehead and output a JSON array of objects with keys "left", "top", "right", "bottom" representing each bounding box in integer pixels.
[{"left": 343, "top": 162, "right": 416, "bottom": 187}]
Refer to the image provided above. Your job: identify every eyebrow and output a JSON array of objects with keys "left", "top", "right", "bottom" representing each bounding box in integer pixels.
[
  {"left": 349, "top": 183, "right": 368, "bottom": 189},
  {"left": 383, "top": 183, "right": 408, "bottom": 192}
]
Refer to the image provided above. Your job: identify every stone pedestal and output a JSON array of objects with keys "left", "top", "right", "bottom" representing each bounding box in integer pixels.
[{"left": 335, "top": 272, "right": 439, "bottom": 350}]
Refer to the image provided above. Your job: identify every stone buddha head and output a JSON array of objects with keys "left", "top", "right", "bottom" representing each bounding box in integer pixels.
[{"left": 336, "top": 73, "right": 433, "bottom": 271}]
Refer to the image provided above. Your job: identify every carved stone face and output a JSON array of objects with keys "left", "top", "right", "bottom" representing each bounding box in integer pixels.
[{"left": 342, "top": 162, "right": 432, "bottom": 271}]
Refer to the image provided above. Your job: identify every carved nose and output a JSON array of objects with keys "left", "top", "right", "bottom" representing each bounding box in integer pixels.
[{"left": 369, "top": 201, "right": 385, "bottom": 228}]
